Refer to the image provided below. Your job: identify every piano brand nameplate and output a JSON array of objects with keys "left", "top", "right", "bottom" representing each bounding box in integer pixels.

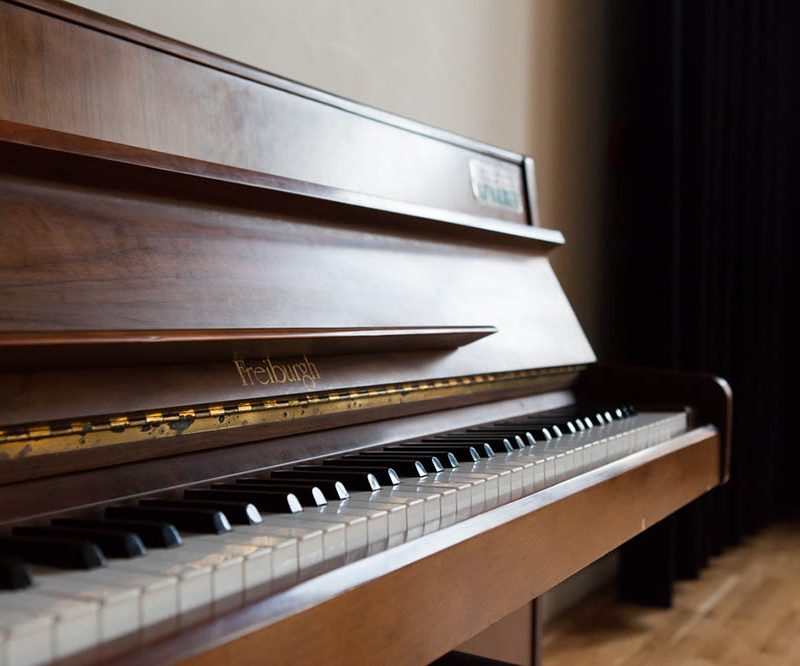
[
  {"left": 469, "top": 159, "right": 524, "bottom": 213},
  {"left": 234, "top": 356, "right": 321, "bottom": 390}
]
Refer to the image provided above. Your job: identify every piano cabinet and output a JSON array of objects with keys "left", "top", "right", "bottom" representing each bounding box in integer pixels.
[{"left": 0, "top": 2, "right": 731, "bottom": 665}]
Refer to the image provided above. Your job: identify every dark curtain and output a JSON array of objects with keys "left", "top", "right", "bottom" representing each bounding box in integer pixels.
[{"left": 606, "top": 0, "right": 795, "bottom": 605}]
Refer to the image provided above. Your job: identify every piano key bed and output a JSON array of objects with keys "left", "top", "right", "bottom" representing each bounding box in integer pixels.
[{"left": 0, "top": 405, "right": 687, "bottom": 666}]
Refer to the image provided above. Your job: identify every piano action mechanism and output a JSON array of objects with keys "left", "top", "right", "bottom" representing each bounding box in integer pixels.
[{"left": 0, "top": 1, "right": 731, "bottom": 664}]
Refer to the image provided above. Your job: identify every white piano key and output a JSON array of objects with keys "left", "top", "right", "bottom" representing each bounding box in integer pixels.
[
  {"left": 109, "top": 552, "right": 213, "bottom": 618},
  {"left": 312, "top": 504, "right": 389, "bottom": 555},
  {"left": 400, "top": 475, "right": 481, "bottom": 521},
  {"left": 532, "top": 459, "right": 546, "bottom": 489},
  {"left": 262, "top": 512, "right": 368, "bottom": 563},
  {"left": 418, "top": 478, "right": 472, "bottom": 523},
  {"left": 0, "top": 590, "right": 99, "bottom": 660},
  {"left": 442, "top": 468, "right": 499, "bottom": 510},
  {"left": 395, "top": 481, "right": 459, "bottom": 528},
  {"left": 190, "top": 534, "right": 278, "bottom": 595},
  {"left": 340, "top": 499, "right": 406, "bottom": 547},
  {"left": 236, "top": 522, "right": 323, "bottom": 577},
  {"left": 31, "top": 568, "right": 139, "bottom": 642},
  {"left": 0, "top": 608, "right": 53, "bottom": 666},
  {"left": 346, "top": 492, "right": 425, "bottom": 543},
  {"left": 398, "top": 482, "right": 459, "bottom": 528},
  {"left": 368, "top": 488, "right": 441, "bottom": 535},
  {"left": 144, "top": 540, "right": 248, "bottom": 605},
  {"left": 464, "top": 458, "right": 527, "bottom": 501}
]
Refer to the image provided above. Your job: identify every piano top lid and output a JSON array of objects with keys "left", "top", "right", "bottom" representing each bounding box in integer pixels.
[{"left": 1, "top": 0, "right": 544, "bottom": 232}]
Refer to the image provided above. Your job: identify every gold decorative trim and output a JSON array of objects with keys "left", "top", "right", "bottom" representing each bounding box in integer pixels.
[{"left": 0, "top": 365, "right": 584, "bottom": 460}]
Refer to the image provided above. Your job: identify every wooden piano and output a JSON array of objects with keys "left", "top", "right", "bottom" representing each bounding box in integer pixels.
[{"left": 0, "top": 2, "right": 732, "bottom": 664}]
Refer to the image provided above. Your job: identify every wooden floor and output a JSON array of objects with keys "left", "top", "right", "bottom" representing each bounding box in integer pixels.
[{"left": 542, "top": 523, "right": 800, "bottom": 666}]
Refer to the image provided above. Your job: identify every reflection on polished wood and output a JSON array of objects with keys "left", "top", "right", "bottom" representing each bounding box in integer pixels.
[{"left": 543, "top": 524, "right": 800, "bottom": 666}]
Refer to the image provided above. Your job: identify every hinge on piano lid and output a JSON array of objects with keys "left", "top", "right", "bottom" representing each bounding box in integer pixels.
[{"left": 0, "top": 365, "right": 586, "bottom": 462}]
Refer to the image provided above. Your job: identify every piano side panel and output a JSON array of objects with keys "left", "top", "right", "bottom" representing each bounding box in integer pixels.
[{"left": 0, "top": 0, "right": 529, "bottom": 225}]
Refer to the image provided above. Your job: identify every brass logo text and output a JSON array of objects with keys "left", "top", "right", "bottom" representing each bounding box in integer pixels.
[{"left": 234, "top": 356, "right": 321, "bottom": 390}]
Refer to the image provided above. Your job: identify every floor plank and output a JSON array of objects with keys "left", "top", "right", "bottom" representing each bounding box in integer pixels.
[{"left": 542, "top": 523, "right": 800, "bottom": 666}]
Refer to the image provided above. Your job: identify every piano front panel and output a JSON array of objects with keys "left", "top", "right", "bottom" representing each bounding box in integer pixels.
[{"left": 0, "top": 130, "right": 593, "bottom": 478}]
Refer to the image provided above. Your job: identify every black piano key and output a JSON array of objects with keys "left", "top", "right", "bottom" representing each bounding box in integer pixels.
[
  {"left": 12, "top": 525, "right": 145, "bottom": 559},
  {"left": 502, "top": 421, "right": 574, "bottom": 437},
  {"left": 502, "top": 414, "right": 581, "bottom": 428},
  {"left": 387, "top": 446, "right": 477, "bottom": 464},
  {"left": 350, "top": 452, "right": 447, "bottom": 472},
  {"left": 299, "top": 463, "right": 400, "bottom": 486},
  {"left": 517, "top": 427, "right": 554, "bottom": 441},
  {"left": 321, "top": 458, "right": 426, "bottom": 478},
  {"left": 139, "top": 498, "right": 263, "bottom": 524},
  {"left": 51, "top": 518, "right": 182, "bottom": 549},
  {"left": 458, "top": 429, "right": 531, "bottom": 448},
  {"left": 183, "top": 488, "right": 303, "bottom": 513},
  {"left": 420, "top": 440, "right": 496, "bottom": 458},
  {"left": 106, "top": 505, "right": 231, "bottom": 534},
  {"left": 465, "top": 425, "right": 531, "bottom": 435},
  {"left": 433, "top": 434, "right": 516, "bottom": 452},
  {"left": 240, "top": 477, "right": 350, "bottom": 500},
  {"left": 0, "top": 535, "right": 106, "bottom": 570},
  {"left": 271, "top": 469, "right": 381, "bottom": 491},
  {"left": 0, "top": 557, "right": 33, "bottom": 590},
  {"left": 229, "top": 482, "right": 327, "bottom": 507}
]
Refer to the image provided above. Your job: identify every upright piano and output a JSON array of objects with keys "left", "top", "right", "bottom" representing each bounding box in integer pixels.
[{"left": 0, "top": 2, "right": 732, "bottom": 664}]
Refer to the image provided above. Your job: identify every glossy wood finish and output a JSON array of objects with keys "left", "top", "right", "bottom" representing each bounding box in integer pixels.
[
  {"left": 0, "top": 129, "right": 593, "bottom": 438},
  {"left": 0, "top": 0, "right": 593, "bottom": 471},
  {"left": 0, "top": 325, "right": 497, "bottom": 369},
  {"left": 0, "top": 1, "right": 531, "bottom": 225},
  {"left": 577, "top": 364, "right": 733, "bottom": 481},
  {"left": 0, "top": 121, "right": 563, "bottom": 247},
  {"left": 99, "top": 427, "right": 720, "bottom": 666},
  {"left": 10, "top": 0, "right": 525, "bottom": 165}
]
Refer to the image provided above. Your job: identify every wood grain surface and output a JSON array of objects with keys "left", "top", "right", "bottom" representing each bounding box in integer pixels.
[{"left": 0, "top": 1, "right": 532, "bottom": 224}]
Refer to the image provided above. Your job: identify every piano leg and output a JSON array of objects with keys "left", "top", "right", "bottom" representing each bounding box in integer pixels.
[
  {"left": 618, "top": 515, "right": 677, "bottom": 608},
  {"left": 451, "top": 599, "right": 541, "bottom": 666}
]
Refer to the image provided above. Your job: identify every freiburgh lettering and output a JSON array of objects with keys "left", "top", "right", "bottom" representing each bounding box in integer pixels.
[{"left": 234, "top": 356, "right": 321, "bottom": 390}]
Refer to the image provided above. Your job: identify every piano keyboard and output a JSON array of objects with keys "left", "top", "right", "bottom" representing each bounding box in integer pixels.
[{"left": 0, "top": 406, "right": 686, "bottom": 666}]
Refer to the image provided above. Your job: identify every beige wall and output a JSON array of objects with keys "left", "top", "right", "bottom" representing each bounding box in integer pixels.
[{"left": 68, "top": 0, "right": 612, "bottom": 346}]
